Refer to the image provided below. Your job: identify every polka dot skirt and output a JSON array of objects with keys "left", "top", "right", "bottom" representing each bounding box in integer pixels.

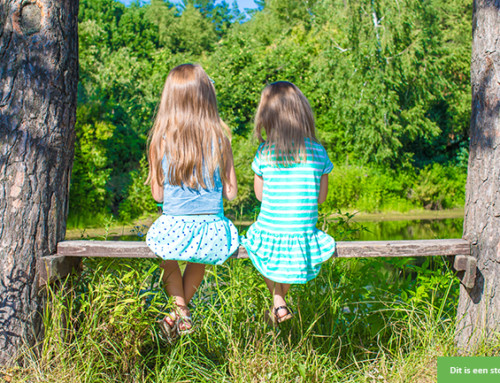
[{"left": 146, "top": 213, "right": 239, "bottom": 265}]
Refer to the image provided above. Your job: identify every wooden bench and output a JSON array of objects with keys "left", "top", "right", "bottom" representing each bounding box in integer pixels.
[{"left": 37, "top": 238, "right": 475, "bottom": 288}]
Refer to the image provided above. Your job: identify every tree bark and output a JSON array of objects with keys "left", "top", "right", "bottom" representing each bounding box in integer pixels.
[
  {"left": 455, "top": 0, "right": 500, "bottom": 351},
  {"left": 0, "top": 0, "right": 78, "bottom": 365}
]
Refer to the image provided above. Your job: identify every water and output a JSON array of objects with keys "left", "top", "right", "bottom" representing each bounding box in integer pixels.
[
  {"left": 350, "top": 217, "right": 464, "bottom": 241},
  {"left": 68, "top": 217, "right": 464, "bottom": 242}
]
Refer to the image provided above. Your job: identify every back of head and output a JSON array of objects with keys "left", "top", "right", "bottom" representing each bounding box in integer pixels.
[
  {"left": 254, "top": 81, "right": 316, "bottom": 165},
  {"left": 148, "top": 64, "right": 230, "bottom": 189}
]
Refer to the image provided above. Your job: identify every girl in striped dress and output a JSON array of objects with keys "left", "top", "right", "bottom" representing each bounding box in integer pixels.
[{"left": 241, "top": 81, "right": 336, "bottom": 324}]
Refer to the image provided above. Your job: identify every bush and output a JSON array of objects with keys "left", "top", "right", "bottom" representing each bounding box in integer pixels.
[
  {"left": 119, "top": 156, "right": 158, "bottom": 222},
  {"left": 323, "top": 165, "right": 415, "bottom": 213},
  {"left": 409, "top": 163, "right": 467, "bottom": 210},
  {"left": 322, "top": 163, "right": 466, "bottom": 213}
]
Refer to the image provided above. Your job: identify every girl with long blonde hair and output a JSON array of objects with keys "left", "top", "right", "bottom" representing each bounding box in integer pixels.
[
  {"left": 146, "top": 64, "right": 238, "bottom": 341},
  {"left": 241, "top": 81, "right": 335, "bottom": 324}
]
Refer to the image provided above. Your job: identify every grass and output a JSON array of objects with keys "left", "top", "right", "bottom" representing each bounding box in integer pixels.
[{"left": 4, "top": 254, "right": 498, "bottom": 382}]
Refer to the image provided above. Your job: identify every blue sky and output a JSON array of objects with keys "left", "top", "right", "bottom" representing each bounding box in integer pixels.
[{"left": 117, "top": 0, "right": 258, "bottom": 12}]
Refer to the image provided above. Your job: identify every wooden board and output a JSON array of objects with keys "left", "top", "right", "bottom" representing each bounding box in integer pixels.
[
  {"left": 56, "top": 238, "right": 470, "bottom": 259},
  {"left": 335, "top": 239, "right": 470, "bottom": 258},
  {"left": 36, "top": 239, "right": 472, "bottom": 288}
]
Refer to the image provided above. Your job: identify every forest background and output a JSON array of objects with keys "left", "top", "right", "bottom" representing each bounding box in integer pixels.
[
  {"left": 8, "top": 1, "right": 489, "bottom": 381},
  {"left": 71, "top": 0, "right": 471, "bottom": 228}
]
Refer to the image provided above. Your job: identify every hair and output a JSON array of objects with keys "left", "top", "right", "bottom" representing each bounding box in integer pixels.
[
  {"left": 254, "top": 81, "right": 316, "bottom": 165},
  {"left": 147, "top": 63, "right": 231, "bottom": 189}
]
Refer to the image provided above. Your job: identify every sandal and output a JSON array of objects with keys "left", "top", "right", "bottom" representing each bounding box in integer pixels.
[
  {"left": 172, "top": 304, "right": 194, "bottom": 336},
  {"left": 157, "top": 313, "right": 178, "bottom": 344},
  {"left": 266, "top": 305, "right": 294, "bottom": 325},
  {"left": 177, "top": 314, "right": 194, "bottom": 336}
]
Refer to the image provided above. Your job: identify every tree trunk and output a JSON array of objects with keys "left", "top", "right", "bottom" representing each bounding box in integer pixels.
[
  {"left": 455, "top": 0, "right": 500, "bottom": 351},
  {"left": 0, "top": 0, "right": 78, "bottom": 365}
]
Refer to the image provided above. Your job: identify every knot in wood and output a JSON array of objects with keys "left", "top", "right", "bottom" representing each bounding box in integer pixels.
[{"left": 19, "top": 2, "right": 42, "bottom": 36}]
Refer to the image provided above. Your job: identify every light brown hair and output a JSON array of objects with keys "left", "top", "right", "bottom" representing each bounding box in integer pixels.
[
  {"left": 254, "top": 81, "right": 316, "bottom": 165},
  {"left": 147, "top": 64, "right": 230, "bottom": 189}
]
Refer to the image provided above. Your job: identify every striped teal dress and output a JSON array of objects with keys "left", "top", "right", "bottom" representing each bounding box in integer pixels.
[{"left": 241, "top": 139, "right": 336, "bottom": 284}]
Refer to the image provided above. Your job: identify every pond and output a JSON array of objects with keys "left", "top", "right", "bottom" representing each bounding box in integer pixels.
[
  {"left": 67, "top": 216, "right": 464, "bottom": 242},
  {"left": 350, "top": 217, "right": 464, "bottom": 241},
  {"left": 66, "top": 206, "right": 465, "bottom": 242}
]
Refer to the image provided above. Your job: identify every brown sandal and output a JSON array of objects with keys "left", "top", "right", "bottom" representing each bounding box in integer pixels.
[
  {"left": 267, "top": 305, "right": 294, "bottom": 325},
  {"left": 177, "top": 314, "right": 194, "bottom": 335},
  {"left": 173, "top": 304, "right": 194, "bottom": 335},
  {"left": 157, "top": 312, "right": 178, "bottom": 344}
]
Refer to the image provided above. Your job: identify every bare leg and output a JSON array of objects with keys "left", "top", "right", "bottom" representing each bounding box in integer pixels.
[
  {"left": 160, "top": 260, "right": 186, "bottom": 308},
  {"left": 263, "top": 276, "right": 291, "bottom": 319},
  {"left": 279, "top": 283, "right": 290, "bottom": 297},
  {"left": 159, "top": 260, "right": 187, "bottom": 327},
  {"left": 182, "top": 262, "right": 206, "bottom": 305},
  {"left": 159, "top": 260, "right": 206, "bottom": 331}
]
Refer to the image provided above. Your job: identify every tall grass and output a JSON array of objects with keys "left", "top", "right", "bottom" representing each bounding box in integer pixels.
[{"left": 8, "top": 252, "right": 498, "bottom": 382}]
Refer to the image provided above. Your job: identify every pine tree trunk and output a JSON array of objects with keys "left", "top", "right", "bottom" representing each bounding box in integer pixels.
[
  {"left": 455, "top": 0, "right": 500, "bottom": 351},
  {"left": 0, "top": 0, "right": 78, "bottom": 365}
]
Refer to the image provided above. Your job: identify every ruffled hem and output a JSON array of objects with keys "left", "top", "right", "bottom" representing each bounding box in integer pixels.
[
  {"left": 146, "top": 213, "right": 239, "bottom": 265},
  {"left": 240, "top": 223, "right": 335, "bottom": 284}
]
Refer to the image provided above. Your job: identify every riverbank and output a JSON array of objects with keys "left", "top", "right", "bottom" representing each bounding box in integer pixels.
[
  {"left": 348, "top": 207, "right": 464, "bottom": 222},
  {"left": 65, "top": 208, "right": 464, "bottom": 240}
]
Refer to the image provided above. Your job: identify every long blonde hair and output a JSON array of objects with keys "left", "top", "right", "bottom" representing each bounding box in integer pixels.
[
  {"left": 147, "top": 64, "right": 230, "bottom": 189},
  {"left": 254, "top": 81, "right": 316, "bottom": 165}
]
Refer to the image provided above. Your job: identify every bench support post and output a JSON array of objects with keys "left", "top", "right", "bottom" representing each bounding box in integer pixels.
[
  {"left": 453, "top": 255, "right": 477, "bottom": 289},
  {"left": 36, "top": 256, "right": 81, "bottom": 288}
]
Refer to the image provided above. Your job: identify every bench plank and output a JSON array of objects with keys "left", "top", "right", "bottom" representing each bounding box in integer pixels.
[
  {"left": 37, "top": 239, "right": 472, "bottom": 288},
  {"left": 56, "top": 238, "right": 470, "bottom": 259}
]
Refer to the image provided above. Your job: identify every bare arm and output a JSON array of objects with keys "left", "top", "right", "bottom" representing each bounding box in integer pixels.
[
  {"left": 223, "top": 140, "right": 238, "bottom": 201},
  {"left": 151, "top": 179, "right": 163, "bottom": 203},
  {"left": 254, "top": 174, "right": 263, "bottom": 202},
  {"left": 318, "top": 174, "right": 328, "bottom": 204}
]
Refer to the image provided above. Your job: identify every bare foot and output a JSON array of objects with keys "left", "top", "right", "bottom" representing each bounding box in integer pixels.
[
  {"left": 175, "top": 305, "right": 193, "bottom": 333},
  {"left": 272, "top": 306, "right": 293, "bottom": 324}
]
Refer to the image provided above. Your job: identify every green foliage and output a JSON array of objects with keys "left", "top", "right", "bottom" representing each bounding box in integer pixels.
[
  {"left": 319, "top": 162, "right": 466, "bottom": 214},
  {"left": 175, "top": 2, "right": 217, "bottom": 54},
  {"left": 146, "top": 0, "right": 178, "bottom": 48},
  {"left": 70, "top": 0, "right": 471, "bottom": 224},
  {"left": 323, "top": 165, "right": 413, "bottom": 213},
  {"left": 119, "top": 156, "right": 158, "bottom": 221},
  {"left": 409, "top": 163, "right": 467, "bottom": 210},
  {"left": 223, "top": 135, "right": 261, "bottom": 219},
  {"left": 38, "top": 260, "right": 170, "bottom": 381},
  {"left": 69, "top": 106, "right": 116, "bottom": 220}
]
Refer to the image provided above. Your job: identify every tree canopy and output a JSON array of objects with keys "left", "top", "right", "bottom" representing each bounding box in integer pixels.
[{"left": 70, "top": 0, "right": 472, "bottom": 224}]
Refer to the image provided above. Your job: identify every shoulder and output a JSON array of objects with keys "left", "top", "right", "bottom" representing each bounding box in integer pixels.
[
  {"left": 254, "top": 142, "right": 267, "bottom": 159},
  {"left": 306, "top": 138, "right": 327, "bottom": 155},
  {"left": 251, "top": 142, "right": 267, "bottom": 174}
]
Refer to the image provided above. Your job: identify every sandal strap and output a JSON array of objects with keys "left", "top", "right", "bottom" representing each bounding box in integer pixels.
[
  {"left": 177, "top": 315, "right": 194, "bottom": 334},
  {"left": 174, "top": 304, "right": 191, "bottom": 318},
  {"left": 273, "top": 306, "right": 292, "bottom": 316}
]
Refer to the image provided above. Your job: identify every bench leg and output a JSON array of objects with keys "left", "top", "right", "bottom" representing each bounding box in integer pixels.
[
  {"left": 453, "top": 255, "right": 477, "bottom": 289},
  {"left": 37, "top": 255, "right": 82, "bottom": 288}
]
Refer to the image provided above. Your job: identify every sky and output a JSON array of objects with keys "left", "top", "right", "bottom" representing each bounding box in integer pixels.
[{"left": 117, "top": 0, "right": 259, "bottom": 12}]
